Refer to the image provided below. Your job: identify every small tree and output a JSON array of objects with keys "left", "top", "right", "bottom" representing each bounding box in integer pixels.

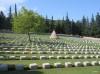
[{"left": 12, "top": 7, "right": 45, "bottom": 34}]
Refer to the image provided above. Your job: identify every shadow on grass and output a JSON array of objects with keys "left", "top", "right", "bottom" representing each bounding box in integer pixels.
[{"left": 0, "top": 70, "right": 44, "bottom": 74}]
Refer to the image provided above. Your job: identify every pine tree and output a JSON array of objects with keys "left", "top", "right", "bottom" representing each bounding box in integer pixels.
[
  {"left": 0, "top": 11, "right": 7, "bottom": 29},
  {"left": 50, "top": 16, "right": 54, "bottom": 32},
  {"left": 9, "top": 6, "right": 12, "bottom": 19},
  {"left": 61, "top": 16, "right": 65, "bottom": 34},
  {"left": 86, "top": 17, "right": 90, "bottom": 36},
  {"left": 7, "top": 6, "right": 12, "bottom": 30},
  {"left": 90, "top": 14, "right": 96, "bottom": 36},
  {"left": 55, "top": 20, "right": 61, "bottom": 33},
  {"left": 64, "top": 13, "right": 71, "bottom": 34},
  {"left": 71, "top": 19, "right": 76, "bottom": 35},
  {"left": 95, "top": 12, "right": 100, "bottom": 37},
  {"left": 76, "top": 20, "right": 82, "bottom": 36},
  {"left": 45, "top": 15, "right": 50, "bottom": 33},
  {"left": 15, "top": 3, "right": 17, "bottom": 17},
  {"left": 81, "top": 16, "right": 89, "bottom": 36}
]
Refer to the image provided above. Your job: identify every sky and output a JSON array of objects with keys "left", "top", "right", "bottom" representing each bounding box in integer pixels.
[{"left": 0, "top": 0, "right": 100, "bottom": 21}]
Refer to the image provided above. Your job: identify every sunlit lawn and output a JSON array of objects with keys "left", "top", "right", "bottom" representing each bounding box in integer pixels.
[{"left": 0, "top": 66, "right": 100, "bottom": 74}]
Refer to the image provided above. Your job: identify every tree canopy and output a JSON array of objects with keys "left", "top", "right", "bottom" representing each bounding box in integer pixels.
[{"left": 12, "top": 7, "right": 45, "bottom": 33}]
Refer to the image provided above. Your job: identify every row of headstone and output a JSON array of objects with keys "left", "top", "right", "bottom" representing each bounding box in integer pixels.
[
  {"left": 0, "top": 55, "right": 100, "bottom": 60},
  {"left": 1, "top": 43, "right": 100, "bottom": 51},
  {"left": 1, "top": 47, "right": 100, "bottom": 51},
  {"left": 0, "top": 61, "right": 100, "bottom": 71},
  {"left": 0, "top": 51, "right": 100, "bottom": 54}
]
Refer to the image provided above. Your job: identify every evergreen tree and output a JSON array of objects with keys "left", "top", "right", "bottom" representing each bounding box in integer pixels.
[
  {"left": 71, "top": 19, "right": 76, "bottom": 35},
  {"left": 64, "top": 13, "right": 71, "bottom": 34},
  {"left": 55, "top": 20, "right": 61, "bottom": 33},
  {"left": 81, "top": 16, "right": 89, "bottom": 36},
  {"left": 90, "top": 14, "right": 96, "bottom": 36},
  {"left": 86, "top": 17, "right": 90, "bottom": 36},
  {"left": 7, "top": 6, "right": 12, "bottom": 30},
  {"left": 76, "top": 20, "right": 82, "bottom": 36},
  {"left": 50, "top": 16, "right": 54, "bottom": 32},
  {"left": 8, "top": 6, "right": 12, "bottom": 20},
  {"left": 45, "top": 15, "right": 50, "bottom": 33},
  {"left": 0, "top": 11, "right": 7, "bottom": 29},
  {"left": 95, "top": 12, "right": 100, "bottom": 37},
  {"left": 61, "top": 16, "right": 65, "bottom": 34},
  {"left": 15, "top": 3, "right": 17, "bottom": 17}
]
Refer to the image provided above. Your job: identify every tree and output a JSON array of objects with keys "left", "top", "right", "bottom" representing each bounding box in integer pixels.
[
  {"left": 45, "top": 15, "right": 50, "bottom": 33},
  {"left": 7, "top": 6, "right": 12, "bottom": 30},
  {"left": 64, "top": 13, "right": 71, "bottom": 34},
  {"left": 90, "top": 14, "right": 96, "bottom": 36},
  {"left": 76, "top": 20, "right": 82, "bottom": 36},
  {"left": 12, "top": 7, "right": 45, "bottom": 33},
  {"left": 95, "top": 12, "right": 100, "bottom": 37},
  {"left": 86, "top": 17, "right": 90, "bottom": 36},
  {"left": 0, "top": 11, "right": 7, "bottom": 29},
  {"left": 15, "top": 3, "right": 17, "bottom": 17},
  {"left": 81, "top": 16, "right": 89, "bottom": 36},
  {"left": 55, "top": 20, "right": 61, "bottom": 33},
  {"left": 71, "top": 19, "right": 76, "bottom": 35},
  {"left": 61, "top": 16, "right": 65, "bottom": 34},
  {"left": 50, "top": 16, "right": 54, "bottom": 32}
]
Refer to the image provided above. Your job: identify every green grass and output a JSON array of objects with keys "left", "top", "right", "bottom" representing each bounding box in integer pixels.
[
  {"left": 0, "top": 59, "right": 100, "bottom": 67},
  {"left": 0, "top": 53, "right": 100, "bottom": 67},
  {"left": 0, "top": 33, "right": 100, "bottom": 74},
  {"left": 0, "top": 66, "right": 100, "bottom": 74}
]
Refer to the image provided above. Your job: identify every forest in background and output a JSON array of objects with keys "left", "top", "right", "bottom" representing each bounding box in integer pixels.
[{"left": 0, "top": 4, "right": 100, "bottom": 37}]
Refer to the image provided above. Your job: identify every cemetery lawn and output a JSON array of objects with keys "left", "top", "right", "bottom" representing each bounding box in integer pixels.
[
  {"left": 0, "top": 33, "right": 100, "bottom": 74},
  {"left": 0, "top": 54, "right": 100, "bottom": 67},
  {"left": 0, "top": 66, "right": 100, "bottom": 74},
  {"left": 0, "top": 59, "right": 100, "bottom": 67}
]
